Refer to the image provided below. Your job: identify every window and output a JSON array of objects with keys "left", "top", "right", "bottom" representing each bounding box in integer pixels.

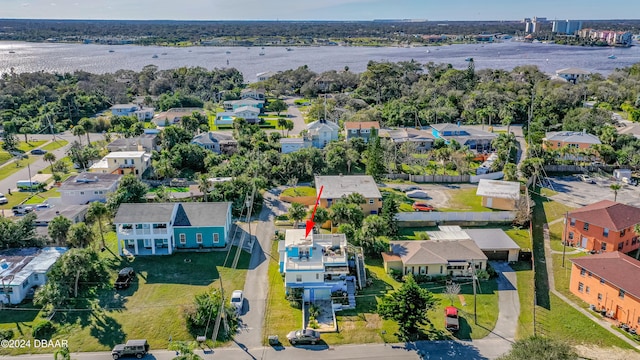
[
  {"left": 369, "top": 199, "right": 374, "bottom": 204},
  {"left": 420, "top": 266, "right": 426, "bottom": 275},
  {"left": 601, "top": 242, "right": 607, "bottom": 251},
  {"left": 196, "top": 233, "right": 202, "bottom": 244},
  {"left": 568, "top": 232, "right": 574, "bottom": 240},
  {"left": 213, "top": 233, "right": 220, "bottom": 244},
  {"left": 296, "top": 275, "right": 302, "bottom": 282},
  {"left": 580, "top": 268, "right": 586, "bottom": 276},
  {"left": 440, "top": 266, "right": 443, "bottom": 274},
  {"left": 179, "top": 233, "right": 186, "bottom": 244},
  {"left": 618, "top": 242, "right": 624, "bottom": 251},
  {"left": 598, "top": 293, "right": 603, "bottom": 301},
  {"left": 34, "top": 274, "right": 39, "bottom": 281},
  {"left": 600, "top": 278, "right": 605, "bottom": 285},
  {"left": 620, "top": 289, "right": 625, "bottom": 299},
  {"left": 80, "top": 191, "right": 84, "bottom": 195},
  {"left": 603, "top": 228, "right": 609, "bottom": 237},
  {"left": 586, "top": 286, "right": 590, "bottom": 294},
  {"left": 22, "top": 279, "right": 29, "bottom": 288},
  {"left": 588, "top": 272, "right": 592, "bottom": 277},
  {"left": 316, "top": 273, "right": 319, "bottom": 280},
  {"left": 570, "top": 218, "right": 576, "bottom": 226},
  {"left": 583, "top": 223, "right": 589, "bottom": 231},
  {"left": 578, "top": 282, "right": 584, "bottom": 292},
  {"left": 621, "top": 229, "right": 626, "bottom": 237},
  {"left": 144, "top": 239, "right": 152, "bottom": 248}
]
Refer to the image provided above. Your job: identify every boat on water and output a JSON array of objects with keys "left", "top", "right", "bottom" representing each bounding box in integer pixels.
[
  {"left": 8, "top": 51, "right": 15, "bottom": 54},
  {"left": 465, "top": 57, "right": 473, "bottom": 61},
  {"left": 152, "top": 54, "right": 158, "bottom": 58},
  {"left": 108, "top": 49, "right": 115, "bottom": 53},
  {"left": 161, "top": 52, "right": 168, "bottom": 55},
  {"left": 425, "top": 49, "right": 430, "bottom": 53},
  {"left": 259, "top": 52, "right": 265, "bottom": 56},
  {"left": 608, "top": 54, "right": 617, "bottom": 59},
  {"left": 286, "top": 48, "right": 293, "bottom": 51},
  {"left": 226, "top": 51, "right": 231, "bottom": 54}
]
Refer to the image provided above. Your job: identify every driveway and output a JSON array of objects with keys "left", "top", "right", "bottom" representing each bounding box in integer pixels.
[
  {"left": 485, "top": 262, "right": 519, "bottom": 343},
  {"left": 284, "top": 97, "right": 307, "bottom": 136}
]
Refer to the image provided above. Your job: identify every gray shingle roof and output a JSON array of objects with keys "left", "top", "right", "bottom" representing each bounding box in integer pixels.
[
  {"left": 389, "top": 240, "right": 487, "bottom": 265},
  {"left": 476, "top": 179, "right": 521, "bottom": 200},
  {"left": 173, "top": 203, "right": 231, "bottom": 227},
  {"left": 315, "top": 175, "right": 382, "bottom": 199},
  {"left": 544, "top": 131, "right": 602, "bottom": 144},
  {"left": 114, "top": 203, "right": 176, "bottom": 224}
]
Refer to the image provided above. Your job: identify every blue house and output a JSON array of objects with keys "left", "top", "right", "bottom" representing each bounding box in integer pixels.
[
  {"left": 114, "top": 202, "right": 232, "bottom": 256},
  {"left": 430, "top": 123, "right": 497, "bottom": 153}
]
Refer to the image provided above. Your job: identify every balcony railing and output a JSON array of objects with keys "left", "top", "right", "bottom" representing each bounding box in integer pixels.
[{"left": 153, "top": 228, "right": 168, "bottom": 235}]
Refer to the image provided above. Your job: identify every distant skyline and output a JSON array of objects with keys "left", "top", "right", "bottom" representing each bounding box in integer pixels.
[{"left": 1, "top": 0, "right": 639, "bottom": 21}]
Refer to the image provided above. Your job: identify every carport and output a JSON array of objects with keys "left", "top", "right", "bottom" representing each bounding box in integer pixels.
[{"left": 465, "top": 228, "right": 521, "bottom": 262}]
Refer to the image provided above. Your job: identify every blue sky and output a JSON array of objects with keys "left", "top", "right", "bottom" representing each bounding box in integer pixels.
[{"left": 2, "top": 0, "right": 639, "bottom": 21}]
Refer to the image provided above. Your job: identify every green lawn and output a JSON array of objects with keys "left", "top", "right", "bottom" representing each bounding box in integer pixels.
[
  {"left": 0, "top": 232, "right": 251, "bottom": 355},
  {"left": 0, "top": 191, "right": 30, "bottom": 211},
  {"left": 16, "top": 140, "right": 47, "bottom": 152},
  {"left": 0, "top": 151, "right": 12, "bottom": 166},
  {"left": 438, "top": 188, "right": 492, "bottom": 212},
  {"left": 41, "top": 156, "right": 75, "bottom": 175},
  {"left": 0, "top": 156, "right": 39, "bottom": 181},
  {"left": 41, "top": 140, "right": 69, "bottom": 151},
  {"left": 281, "top": 186, "right": 316, "bottom": 197},
  {"left": 512, "top": 261, "right": 535, "bottom": 339},
  {"left": 504, "top": 226, "right": 531, "bottom": 249},
  {"left": 24, "top": 188, "right": 60, "bottom": 205},
  {"left": 148, "top": 186, "right": 189, "bottom": 193},
  {"left": 380, "top": 188, "right": 415, "bottom": 212}
]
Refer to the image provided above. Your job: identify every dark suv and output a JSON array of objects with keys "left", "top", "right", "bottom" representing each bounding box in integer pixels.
[
  {"left": 114, "top": 267, "right": 135, "bottom": 289},
  {"left": 111, "top": 339, "right": 149, "bottom": 359}
]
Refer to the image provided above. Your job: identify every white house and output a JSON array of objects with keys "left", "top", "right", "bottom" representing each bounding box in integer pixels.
[
  {"left": 59, "top": 173, "right": 121, "bottom": 205},
  {"left": 555, "top": 68, "right": 591, "bottom": 84},
  {"left": 280, "top": 138, "right": 311, "bottom": 154},
  {"left": 89, "top": 151, "right": 151, "bottom": 178},
  {"left": 0, "top": 247, "right": 67, "bottom": 305},
  {"left": 306, "top": 119, "right": 339, "bottom": 149},
  {"left": 215, "top": 107, "right": 261, "bottom": 125},
  {"left": 278, "top": 229, "right": 350, "bottom": 301},
  {"left": 240, "top": 88, "right": 266, "bottom": 101},
  {"left": 191, "top": 132, "right": 238, "bottom": 154},
  {"left": 110, "top": 104, "right": 154, "bottom": 121},
  {"left": 256, "top": 71, "right": 277, "bottom": 82},
  {"left": 222, "top": 99, "right": 264, "bottom": 111}
]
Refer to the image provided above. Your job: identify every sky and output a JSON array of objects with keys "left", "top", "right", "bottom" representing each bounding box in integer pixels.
[{"left": 2, "top": 0, "right": 640, "bottom": 21}]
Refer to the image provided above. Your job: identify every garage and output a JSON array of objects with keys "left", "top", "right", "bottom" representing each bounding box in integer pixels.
[
  {"left": 465, "top": 228, "right": 521, "bottom": 262},
  {"left": 484, "top": 250, "right": 510, "bottom": 261}
]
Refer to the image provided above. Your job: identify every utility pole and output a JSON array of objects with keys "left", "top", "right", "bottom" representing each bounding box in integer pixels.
[
  {"left": 562, "top": 211, "right": 569, "bottom": 268},
  {"left": 211, "top": 278, "right": 225, "bottom": 343},
  {"left": 469, "top": 261, "right": 478, "bottom": 325}
]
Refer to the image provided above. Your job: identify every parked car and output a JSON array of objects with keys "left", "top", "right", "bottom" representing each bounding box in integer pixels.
[
  {"left": 445, "top": 306, "right": 459, "bottom": 331},
  {"left": 12, "top": 205, "right": 34, "bottom": 215},
  {"left": 30, "top": 149, "right": 47, "bottom": 155},
  {"left": 230, "top": 290, "right": 244, "bottom": 314},
  {"left": 0, "top": 196, "right": 7, "bottom": 205},
  {"left": 34, "top": 203, "right": 52, "bottom": 211},
  {"left": 114, "top": 267, "right": 135, "bottom": 289},
  {"left": 287, "top": 329, "right": 321, "bottom": 345},
  {"left": 406, "top": 190, "right": 429, "bottom": 199},
  {"left": 578, "top": 174, "right": 595, "bottom": 184},
  {"left": 111, "top": 339, "right": 149, "bottom": 359},
  {"left": 412, "top": 203, "right": 435, "bottom": 212},
  {"left": 622, "top": 177, "right": 638, "bottom": 186},
  {"left": 403, "top": 186, "right": 421, "bottom": 192}
]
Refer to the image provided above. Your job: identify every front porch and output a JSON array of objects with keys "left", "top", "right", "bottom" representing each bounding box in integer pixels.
[{"left": 119, "top": 238, "right": 172, "bottom": 256}]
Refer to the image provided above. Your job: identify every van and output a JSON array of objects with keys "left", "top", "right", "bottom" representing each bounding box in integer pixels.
[{"left": 16, "top": 180, "right": 44, "bottom": 191}]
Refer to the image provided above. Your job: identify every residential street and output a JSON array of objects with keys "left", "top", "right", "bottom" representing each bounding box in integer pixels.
[
  {"left": 232, "top": 189, "right": 284, "bottom": 349},
  {"left": 283, "top": 97, "right": 307, "bottom": 136}
]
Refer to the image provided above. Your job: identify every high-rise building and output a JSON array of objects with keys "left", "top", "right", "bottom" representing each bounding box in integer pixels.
[{"left": 552, "top": 20, "right": 582, "bottom": 35}]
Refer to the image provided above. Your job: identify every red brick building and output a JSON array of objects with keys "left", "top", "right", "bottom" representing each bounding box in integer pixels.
[{"left": 562, "top": 200, "right": 640, "bottom": 253}]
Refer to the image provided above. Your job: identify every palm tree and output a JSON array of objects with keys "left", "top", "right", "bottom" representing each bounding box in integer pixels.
[
  {"left": 87, "top": 202, "right": 109, "bottom": 248},
  {"left": 288, "top": 203, "right": 307, "bottom": 228},
  {"left": 79, "top": 118, "right": 93, "bottom": 145},
  {"left": 196, "top": 173, "right": 210, "bottom": 202},
  {"left": 312, "top": 207, "right": 330, "bottom": 232},
  {"left": 610, "top": 183, "right": 621, "bottom": 202},
  {"left": 43, "top": 152, "right": 56, "bottom": 169},
  {"left": 277, "top": 117, "right": 287, "bottom": 137},
  {"left": 72, "top": 125, "right": 86, "bottom": 145}
]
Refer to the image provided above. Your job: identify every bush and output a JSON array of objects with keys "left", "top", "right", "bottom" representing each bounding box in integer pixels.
[
  {"left": 389, "top": 269, "right": 403, "bottom": 281},
  {"left": 32, "top": 320, "right": 55, "bottom": 339},
  {"left": 485, "top": 263, "right": 498, "bottom": 279},
  {"left": 308, "top": 316, "right": 319, "bottom": 329},
  {"left": 476, "top": 269, "right": 491, "bottom": 281},
  {"left": 0, "top": 329, "right": 14, "bottom": 341},
  {"left": 413, "top": 274, "right": 431, "bottom": 284},
  {"left": 286, "top": 288, "right": 304, "bottom": 309}
]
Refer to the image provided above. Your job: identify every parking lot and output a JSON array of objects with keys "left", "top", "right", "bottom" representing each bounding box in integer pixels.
[{"left": 543, "top": 174, "right": 640, "bottom": 208}]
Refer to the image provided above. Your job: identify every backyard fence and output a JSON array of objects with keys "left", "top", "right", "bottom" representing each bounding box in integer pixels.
[
  {"left": 384, "top": 171, "right": 504, "bottom": 183},
  {"left": 396, "top": 211, "right": 516, "bottom": 226}
]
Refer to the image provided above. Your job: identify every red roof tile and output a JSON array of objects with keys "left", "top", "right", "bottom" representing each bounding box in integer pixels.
[
  {"left": 568, "top": 200, "right": 640, "bottom": 231},
  {"left": 571, "top": 252, "right": 640, "bottom": 300},
  {"left": 344, "top": 121, "right": 380, "bottom": 130}
]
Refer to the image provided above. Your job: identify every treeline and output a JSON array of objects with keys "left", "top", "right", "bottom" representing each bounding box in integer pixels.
[{"left": 2, "top": 19, "right": 640, "bottom": 45}]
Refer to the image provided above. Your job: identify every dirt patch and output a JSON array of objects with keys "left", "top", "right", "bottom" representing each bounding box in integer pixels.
[
  {"left": 364, "top": 314, "right": 381, "bottom": 329},
  {"left": 574, "top": 344, "right": 640, "bottom": 360},
  {"left": 339, "top": 319, "right": 357, "bottom": 331}
]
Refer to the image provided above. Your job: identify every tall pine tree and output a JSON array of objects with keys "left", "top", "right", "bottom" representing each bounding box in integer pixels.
[{"left": 365, "top": 129, "right": 385, "bottom": 181}]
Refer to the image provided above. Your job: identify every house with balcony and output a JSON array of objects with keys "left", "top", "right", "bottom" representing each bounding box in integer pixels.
[
  {"left": 59, "top": 173, "right": 121, "bottom": 205},
  {"left": 192, "top": 131, "right": 238, "bottom": 154},
  {"left": 555, "top": 68, "right": 591, "bottom": 84},
  {"left": 570, "top": 252, "right": 640, "bottom": 328},
  {"left": 306, "top": 119, "right": 339, "bottom": 149},
  {"left": 430, "top": 123, "right": 497, "bottom": 153},
  {"left": 562, "top": 200, "right": 640, "bottom": 253},
  {"left": 114, "top": 202, "right": 232, "bottom": 256},
  {"left": 344, "top": 121, "right": 380, "bottom": 143},
  {"left": 314, "top": 175, "right": 383, "bottom": 215},
  {"left": 278, "top": 229, "right": 350, "bottom": 301},
  {"left": 222, "top": 99, "right": 264, "bottom": 112},
  {"left": 89, "top": 151, "right": 151, "bottom": 178},
  {"left": 240, "top": 88, "right": 266, "bottom": 101},
  {"left": 0, "top": 247, "right": 67, "bottom": 305},
  {"left": 382, "top": 239, "right": 487, "bottom": 277},
  {"left": 110, "top": 104, "right": 155, "bottom": 121}
]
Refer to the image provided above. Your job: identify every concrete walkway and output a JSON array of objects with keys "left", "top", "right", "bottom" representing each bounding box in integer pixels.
[
  {"left": 542, "top": 223, "right": 640, "bottom": 350},
  {"left": 485, "top": 262, "right": 519, "bottom": 344}
]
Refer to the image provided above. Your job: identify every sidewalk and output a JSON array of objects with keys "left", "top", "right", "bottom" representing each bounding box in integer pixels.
[{"left": 542, "top": 223, "right": 640, "bottom": 350}]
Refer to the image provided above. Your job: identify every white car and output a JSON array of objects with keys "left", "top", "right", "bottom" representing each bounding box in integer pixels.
[
  {"left": 0, "top": 196, "right": 7, "bottom": 205},
  {"left": 230, "top": 290, "right": 244, "bottom": 314}
]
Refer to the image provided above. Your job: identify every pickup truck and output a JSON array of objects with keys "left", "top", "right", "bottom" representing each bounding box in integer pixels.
[{"left": 445, "top": 306, "right": 459, "bottom": 332}]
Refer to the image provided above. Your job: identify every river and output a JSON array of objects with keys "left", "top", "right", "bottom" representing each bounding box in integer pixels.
[{"left": 0, "top": 40, "right": 638, "bottom": 81}]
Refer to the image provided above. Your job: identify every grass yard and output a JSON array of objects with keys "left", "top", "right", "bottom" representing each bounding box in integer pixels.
[
  {"left": 0, "top": 156, "right": 39, "bottom": 181},
  {"left": 0, "top": 192, "right": 30, "bottom": 211},
  {"left": 512, "top": 261, "right": 535, "bottom": 339},
  {"left": 0, "top": 151, "right": 13, "bottom": 165},
  {"left": 281, "top": 186, "right": 316, "bottom": 197},
  {"left": 504, "top": 226, "right": 531, "bottom": 249},
  {"left": 438, "top": 188, "right": 492, "bottom": 212},
  {"left": 380, "top": 188, "right": 415, "bottom": 212},
  {"left": 41, "top": 140, "right": 69, "bottom": 151},
  {"left": 24, "top": 188, "right": 60, "bottom": 205},
  {"left": 16, "top": 140, "right": 47, "bottom": 152},
  {"left": 40, "top": 156, "right": 75, "bottom": 174},
  {"left": 0, "top": 232, "right": 251, "bottom": 355}
]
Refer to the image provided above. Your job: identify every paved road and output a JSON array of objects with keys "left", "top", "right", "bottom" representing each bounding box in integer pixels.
[
  {"left": 284, "top": 98, "right": 307, "bottom": 136},
  {"left": 232, "top": 189, "right": 283, "bottom": 349},
  {"left": 545, "top": 175, "right": 640, "bottom": 208}
]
